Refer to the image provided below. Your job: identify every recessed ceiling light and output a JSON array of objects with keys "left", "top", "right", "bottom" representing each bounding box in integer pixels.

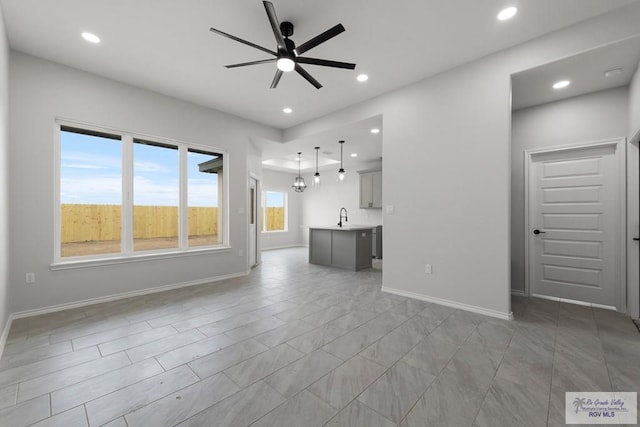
[
  {"left": 81, "top": 32, "right": 101, "bottom": 44},
  {"left": 357, "top": 74, "right": 369, "bottom": 82},
  {"left": 283, "top": 107, "right": 293, "bottom": 114},
  {"left": 370, "top": 128, "right": 380, "bottom": 134},
  {"left": 604, "top": 67, "right": 623, "bottom": 78},
  {"left": 497, "top": 7, "right": 517, "bottom": 21},
  {"left": 350, "top": 153, "right": 358, "bottom": 157},
  {"left": 552, "top": 80, "right": 571, "bottom": 90}
]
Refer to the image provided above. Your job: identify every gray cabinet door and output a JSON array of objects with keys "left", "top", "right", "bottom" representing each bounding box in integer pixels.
[
  {"left": 372, "top": 172, "right": 382, "bottom": 208},
  {"left": 359, "top": 173, "right": 373, "bottom": 208},
  {"left": 359, "top": 171, "right": 382, "bottom": 209},
  {"left": 309, "top": 229, "right": 332, "bottom": 265}
]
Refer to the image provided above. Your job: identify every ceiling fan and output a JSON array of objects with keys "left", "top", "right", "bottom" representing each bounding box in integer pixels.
[{"left": 209, "top": 1, "right": 356, "bottom": 89}]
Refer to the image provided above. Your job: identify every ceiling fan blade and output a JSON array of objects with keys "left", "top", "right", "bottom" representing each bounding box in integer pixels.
[
  {"left": 263, "top": 1, "right": 287, "bottom": 52},
  {"left": 294, "top": 24, "right": 345, "bottom": 55},
  {"left": 270, "top": 69, "right": 284, "bottom": 89},
  {"left": 296, "top": 57, "right": 356, "bottom": 70},
  {"left": 295, "top": 64, "right": 322, "bottom": 89},
  {"left": 210, "top": 27, "right": 277, "bottom": 57},
  {"left": 225, "top": 58, "right": 277, "bottom": 69}
]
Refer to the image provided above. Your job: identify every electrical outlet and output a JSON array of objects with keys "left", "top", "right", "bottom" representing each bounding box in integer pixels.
[
  {"left": 425, "top": 264, "right": 432, "bottom": 274},
  {"left": 25, "top": 272, "right": 35, "bottom": 284}
]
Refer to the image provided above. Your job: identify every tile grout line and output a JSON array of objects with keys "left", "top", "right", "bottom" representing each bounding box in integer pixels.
[
  {"left": 469, "top": 325, "right": 516, "bottom": 426},
  {"left": 544, "top": 303, "right": 560, "bottom": 427}
]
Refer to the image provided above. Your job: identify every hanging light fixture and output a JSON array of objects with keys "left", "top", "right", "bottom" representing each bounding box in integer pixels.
[
  {"left": 292, "top": 152, "right": 307, "bottom": 192},
  {"left": 338, "top": 140, "right": 346, "bottom": 181},
  {"left": 313, "top": 147, "right": 321, "bottom": 185}
]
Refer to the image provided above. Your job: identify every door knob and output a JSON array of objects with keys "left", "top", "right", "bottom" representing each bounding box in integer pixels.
[
  {"left": 634, "top": 237, "right": 639, "bottom": 241},
  {"left": 533, "top": 229, "right": 546, "bottom": 235}
]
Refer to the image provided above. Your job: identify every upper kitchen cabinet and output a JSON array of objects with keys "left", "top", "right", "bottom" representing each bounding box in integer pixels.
[{"left": 359, "top": 169, "right": 382, "bottom": 209}]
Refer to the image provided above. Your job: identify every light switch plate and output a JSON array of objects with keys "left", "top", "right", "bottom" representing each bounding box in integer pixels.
[{"left": 385, "top": 205, "right": 395, "bottom": 214}]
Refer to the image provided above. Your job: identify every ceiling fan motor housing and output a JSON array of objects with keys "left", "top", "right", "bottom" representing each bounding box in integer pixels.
[{"left": 280, "top": 21, "right": 294, "bottom": 38}]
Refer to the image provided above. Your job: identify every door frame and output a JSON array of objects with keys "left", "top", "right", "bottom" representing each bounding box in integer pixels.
[
  {"left": 524, "top": 137, "right": 627, "bottom": 312},
  {"left": 627, "top": 130, "right": 639, "bottom": 318},
  {"left": 248, "top": 172, "right": 261, "bottom": 269}
]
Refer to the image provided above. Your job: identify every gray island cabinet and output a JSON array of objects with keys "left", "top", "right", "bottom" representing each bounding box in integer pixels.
[{"left": 309, "top": 226, "right": 373, "bottom": 271}]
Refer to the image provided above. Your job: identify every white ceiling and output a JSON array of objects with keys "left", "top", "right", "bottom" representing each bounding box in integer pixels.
[
  {"left": 1, "top": 0, "right": 636, "bottom": 131},
  {"left": 512, "top": 36, "right": 640, "bottom": 110},
  {"left": 261, "top": 115, "right": 382, "bottom": 173}
]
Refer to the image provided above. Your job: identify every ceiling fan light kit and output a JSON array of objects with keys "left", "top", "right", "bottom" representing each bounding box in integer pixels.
[{"left": 209, "top": 1, "right": 356, "bottom": 89}]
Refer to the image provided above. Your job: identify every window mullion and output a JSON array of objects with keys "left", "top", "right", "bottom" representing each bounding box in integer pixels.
[
  {"left": 122, "top": 135, "right": 134, "bottom": 255},
  {"left": 179, "top": 145, "right": 188, "bottom": 250}
]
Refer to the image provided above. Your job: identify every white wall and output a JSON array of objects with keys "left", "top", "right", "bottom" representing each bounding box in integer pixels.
[
  {"left": 261, "top": 169, "right": 302, "bottom": 249},
  {"left": 627, "top": 61, "right": 640, "bottom": 316},
  {"left": 511, "top": 87, "right": 629, "bottom": 293},
  {"left": 283, "top": 4, "right": 640, "bottom": 319},
  {"left": 629, "top": 61, "right": 640, "bottom": 135},
  {"left": 0, "top": 7, "right": 10, "bottom": 338},
  {"left": 8, "top": 52, "right": 280, "bottom": 313},
  {"left": 298, "top": 160, "right": 383, "bottom": 246}
]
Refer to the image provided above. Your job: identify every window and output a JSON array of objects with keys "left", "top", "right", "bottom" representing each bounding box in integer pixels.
[
  {"left": 133, "top": 140, "right": 179, "bottom": 251},
  {"left": 60, "top": 128, "right": 122, "bottom": 258},
  {"left": 188, "top": 149, "right": 222, "bottom": 247},
  {"left": 262, "top": 191, "right": 287, "bottom": 232},
  {"left": 57, "top": 123, "right": 226, "bottom": 261}
]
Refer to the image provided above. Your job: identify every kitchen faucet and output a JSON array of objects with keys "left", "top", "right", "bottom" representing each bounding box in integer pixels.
[{"left": 338, "top": 207, "right": 348, "bottom": 227}]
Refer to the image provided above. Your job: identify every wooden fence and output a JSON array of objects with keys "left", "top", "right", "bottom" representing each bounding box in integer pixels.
[
  {"left": 61, "top": 204, "right": 286, "bottom": 242},
  {"left": 263, "top": 207, "right": 285, "bottom": 231},
  {"left": 61, "top": 204, "right": 218, "bottom": 243}
]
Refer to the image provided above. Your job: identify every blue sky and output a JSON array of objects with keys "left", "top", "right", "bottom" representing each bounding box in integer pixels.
[
  {"left": 60, "top": 131, "right": 219, "bottom": 207},
  {"left": 264, "top": 191, "right": 284, "bottom": 207}
]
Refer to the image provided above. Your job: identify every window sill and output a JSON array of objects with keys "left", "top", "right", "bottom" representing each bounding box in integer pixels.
[
  {"left": 261, "top": 230, "right": 288, "bottom": 234},
  {"left": 50, "top": 246, "right": 233, "bottom": 271}
]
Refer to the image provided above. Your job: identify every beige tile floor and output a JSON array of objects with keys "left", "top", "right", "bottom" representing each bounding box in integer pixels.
[{"left": 0, "top": 247, "right": 638, "bottom": 426}]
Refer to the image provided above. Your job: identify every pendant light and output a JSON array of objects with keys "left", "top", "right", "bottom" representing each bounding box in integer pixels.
[
  {"left": 338, "top": 140, "right": 346, "bottom": 181},
  {"left": 313, "top": 147, "right": 321, "bottom": 185},
  {"left": 292, "top": 152, "right": 307, "bottom": 192}
]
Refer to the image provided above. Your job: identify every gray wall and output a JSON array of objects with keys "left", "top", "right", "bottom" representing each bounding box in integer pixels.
[
  {"left": 8, "top": 52, "right": 279, "bottom": 313},
  {"left": 261, "top": 169, "right": 302, "bottom": 250},
  {"left": 0, "top": 7, "right": 9, "bottom": 336},
  {"left": 511, "top": 87, "right": 629, "bottom": 293},
  {"left": 283, "top": 4, "right": 640, "bottom": 318}
]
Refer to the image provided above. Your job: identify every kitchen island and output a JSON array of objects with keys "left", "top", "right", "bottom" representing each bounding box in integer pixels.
[{"left": 309, "top": 226, "right": 373, "bottom": 271}]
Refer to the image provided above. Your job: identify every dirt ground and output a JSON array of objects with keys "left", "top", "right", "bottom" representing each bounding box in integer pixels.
[{"left": 61, "top": 235, "right": 219, "bottom": 257}]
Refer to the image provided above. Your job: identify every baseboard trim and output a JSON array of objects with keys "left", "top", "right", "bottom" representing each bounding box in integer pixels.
[
  {"left": 511, "top": 289, "right": 526, "bottom": 296},
  {"left": 0, "top": 313, "right": 15, "bottom": 360},
  {"left": 10, "top": 270, "right": 250, "bottom": 321},
  {"left": 381, "top": 286, "right": 514, "bottom": 321},
  {"left": 261, "top": 244, "right": 305, "bottom": 251},
  {"left": 530, "top": 293, "right": 617, "bottom": 311}
]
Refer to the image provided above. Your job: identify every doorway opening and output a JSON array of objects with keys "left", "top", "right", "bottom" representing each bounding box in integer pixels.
[{"left": 510, "top": 37, "right": 640, "bottom": 313}]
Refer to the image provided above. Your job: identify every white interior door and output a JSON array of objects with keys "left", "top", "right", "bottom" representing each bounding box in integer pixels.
[
  {"left": 528, "top": 143, "right": 622, "bottom": 308},
  {"left": 249, "top": 177, "right": 258, "bottom": 268}
]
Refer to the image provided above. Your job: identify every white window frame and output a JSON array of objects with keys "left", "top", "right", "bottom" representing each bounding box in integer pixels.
[
  {"left": 53, "top": 119, "right": 230, "bottom": 269},
  {"left": 261, "top": 190, "right": 288, "bottom": 233}
]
